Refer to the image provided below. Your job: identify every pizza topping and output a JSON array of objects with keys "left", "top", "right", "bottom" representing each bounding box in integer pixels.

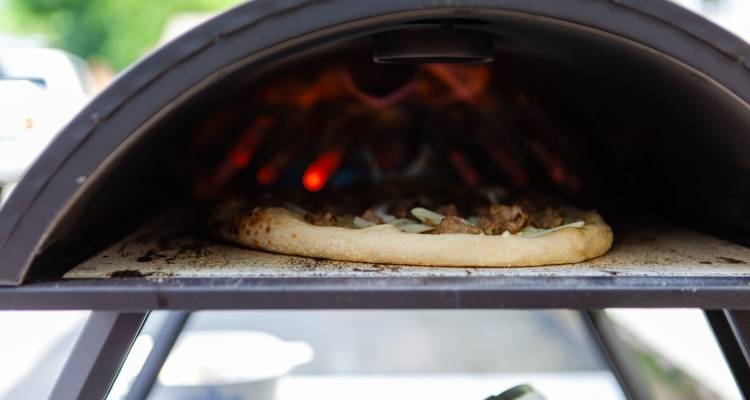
[
  {"left": 432, "top": 216, "right": 482, "bottom": 235},
  {"left": 387, "top": 218, "right": 415, "bottom": 227},
  {"left": 518, "top": 220, "right": 585, "bottom": 237},
  {"left": 284, "top": 202, "right": 311, "bottom": 217},
  {"left": 353, "top": 216, "right": 376, "bottom": 228},
  {"left": 528, "top": 206, "right": 565, "bottom": 229},
  {"left": 283, "top": 193, "right": 581, "bottom": 236},
  {"left": 411, "top": 207, "right": 445, "bottom": 225},
  {"left": 398, "top": 223, "right": 435, "bottom": 233},
  {"left": 361, "top": 208, "right": 384, "bottom": 224},
  {"left": 477, "top": 204, "right": 529, "bottom": 234},
  {"left": 304, "top": 211, "right": 338, "bottom": 226},
  {"left": 390, "top": 203, "right": 412, "bottom": 219},
  {"left": 436, "top": 204, "right": 459, "bottom": 217}
]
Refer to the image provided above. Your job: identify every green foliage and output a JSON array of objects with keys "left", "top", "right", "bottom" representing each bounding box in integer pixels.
[{"left": 2, "top": 0, "right": 240, "bottom": 70}]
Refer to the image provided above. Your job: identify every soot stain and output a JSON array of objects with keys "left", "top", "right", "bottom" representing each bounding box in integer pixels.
[
  {"left": 109, "top": 269, "right": 153, "bottom": 278},
  {"left": 718, "top": 256, "right": 746, "bottom": 264},
  {"left": 700, "top": 261, "right": 713, "bottom": 265},
  {"left": 136, "top": 249, "right": 166, "bottom": 263},
  {"left": 353, "top": 265, "right": 385, "bottom": 272}
]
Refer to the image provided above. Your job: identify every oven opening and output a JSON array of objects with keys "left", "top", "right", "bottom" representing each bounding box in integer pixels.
[{"left": 25, "top": 24, "right": 750, "bottom": 281}]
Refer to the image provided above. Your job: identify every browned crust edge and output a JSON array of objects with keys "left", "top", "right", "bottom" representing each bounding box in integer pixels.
[{"left": 214, "top": 206, "right": 613, "bottom": 267}]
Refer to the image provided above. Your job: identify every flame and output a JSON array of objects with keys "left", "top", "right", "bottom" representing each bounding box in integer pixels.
[
  {"left": 256, "top": 165, "right": 279, "bottom": 186},
  {"left": 448, "top": 149, "right": 480, "bottom": 187},
  {"left": 423, "top": 64, "right": 491, "bottom": 105},
  {"left": 226, "top": 116, "right": 272, "bottom": 169},
  {"left": 485, "top": 144, "right": 529, "bottom": 188},
  {"left": 528, "top": 141, "right": 568, "bottom": 186},
  {"left": 263, "top": 68, "right": 350, "bottom": 108},
  {"left": 262, "top": 64, "right": 491, "bottom": 110},
  {"left": 190, "top": 60, "right": 589, "bottom": 197},
  {"left": 256, "top": 150, "right": 291, "bottom": 186},
  {"left": 340, "top": 69, "right": 415, "bottom": 109},
  {"left": 196, "top": 116, "right": 272, "bottom": 198},
  {"left": 303, "top": 147, "right": 344, "bottom": 192}
]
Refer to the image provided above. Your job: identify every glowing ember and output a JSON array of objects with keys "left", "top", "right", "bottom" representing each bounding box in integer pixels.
[
  {"left": 188, "top": 58, "right": 584, "bottom": 198},
  {"left": 424, "top": 64, "right": 491, "bottom": 104},
  {"left": 256, "top": 166, "right": 278, "bottom": 186},
  {"left": 485, "top": 144, "right": 529, "bottom": 188},
  {"left": 303, "top": 148, "right": 344, "bottom": 192},
  {"left": 196, "top": 116, "right": 273, "bottom": 198},
  {"left": 448, "top": 149, "right": 480, "bottom": 187}
]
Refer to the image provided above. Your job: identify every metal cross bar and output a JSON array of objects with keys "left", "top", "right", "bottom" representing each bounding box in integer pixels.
[
  {"left": 704, "top": 309, "right": 750, "bottom": 397},
  {"left": 49, "top": 311, "right": 148, "bottom": 400},
  {"left": 581, "top": 310, "right": 650, "bottom": 400},
  {"left": 125, "top": 311, "right": 190, "bottom": 400}
]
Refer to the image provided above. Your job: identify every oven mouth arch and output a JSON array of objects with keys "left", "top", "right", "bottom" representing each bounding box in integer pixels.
[{"left": 2, "top": 1, "right": 750, "bottom": 285}]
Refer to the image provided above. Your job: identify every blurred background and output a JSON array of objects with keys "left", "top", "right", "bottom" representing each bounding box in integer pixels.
[{"left": 0, "top": 0, "right": 748, "bottom": 399}]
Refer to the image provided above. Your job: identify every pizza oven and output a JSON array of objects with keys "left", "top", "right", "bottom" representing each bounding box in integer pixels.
[
  {"left": 6, "top": 2, "right": 750, "bottom": 398},
  {"left": 1, "top": 0, "right": 750, "bottom": 305}
]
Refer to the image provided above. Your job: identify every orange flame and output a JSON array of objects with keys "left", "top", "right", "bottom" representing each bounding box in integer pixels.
[
  {"left": 485, "top": 144, "right": 529, "bottom": 188},
  {"left": 448, "top": 149, "right": 480, "bottom": 187},
  {"left": 196, "top": 116, "right": 272, "bottom": 198},
  {"left": 256, "top": 148, "right": 294, "bottom": 186},
  {"left": 303, "top": 147, "right": 344, "bottom": 192},
  {"left": 424, "top": 64, "right": 491, "bottom": 105}
]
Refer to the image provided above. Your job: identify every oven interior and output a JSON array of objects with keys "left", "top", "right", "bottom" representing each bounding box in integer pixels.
[{"left": 27, "top": 16, "right": 750, "bottom": 281}]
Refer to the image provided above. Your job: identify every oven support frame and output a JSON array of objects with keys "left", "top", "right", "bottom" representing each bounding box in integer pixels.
[
  {"left": 704, "top": 309, "right": 750, "bottom": 397},
  {"left": 48, "top": 311, "right": 148, "bottom": 400},
  {"left": 124, "top": 311, "right": 191, "bottom": 400},
  {"left": 581, "top": 311, "right": 648, "bottom": 400},
  {"left": 50, "top": 309, "right": 750, "bottom": 399}
]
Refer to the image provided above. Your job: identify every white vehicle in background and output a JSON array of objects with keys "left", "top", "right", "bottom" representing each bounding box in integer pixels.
[{"left": 0, "top": 47, "right": 94, "bottom": 201}]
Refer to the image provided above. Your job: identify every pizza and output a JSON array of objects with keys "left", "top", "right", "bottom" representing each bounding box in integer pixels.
[{"left": 210, "top": 189, "right": 613, "bottom": 267}]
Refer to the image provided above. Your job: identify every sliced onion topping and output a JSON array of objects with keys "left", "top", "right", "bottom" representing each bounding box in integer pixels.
[
  {"left": 353, "top": 216, "right": 376, "bottom": 228},
  {"left": 517, "top": 220, "right": 585, "bottom": 238},
  {"left": 398, "top": 223, "right": 435, "bottom": 233},
  {"left": 411, "top": 207, "right": 445, "bottom": 225}
]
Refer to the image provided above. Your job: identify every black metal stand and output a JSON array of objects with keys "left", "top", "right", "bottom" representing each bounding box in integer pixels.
[
  {"left": 49, "top": 309, "right": 750, "bottom": 400},
  {"left": 581, "top": 311, "right": 649, "bottom": 400},
  {"left": 705, "top": 309, "right": 750, "bottom": 398},
  {"left": 125, "top": 312, "right": 190, "bottom": 400},
  {"left": 49, "top": 311, "right": 147, "bottom": 400}
]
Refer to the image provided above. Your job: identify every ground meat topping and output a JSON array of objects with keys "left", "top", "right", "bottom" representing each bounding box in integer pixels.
[
  {"left": 477, "top": 204, "right": 529, "bottom": 234},
  {"left": 436, "top": 204, "right": 459, "bottom": 217},
  {"left": 361, "top": 208, "right": 384, "bottom": 224},
  {"left": 432, "top": 216, "right": 482, "bottom": 235},
  {"left": 304, "top": 212, "right": 338, "bottom": 226},
  {"left": 390, "top": 203, "right": 412, "bottom": 219},
  {"left": 529, "top": 206, "right": 564, "bottom": 229}
]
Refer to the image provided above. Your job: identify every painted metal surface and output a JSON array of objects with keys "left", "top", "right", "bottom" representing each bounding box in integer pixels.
[{"left": 48, "top": 312, "right": 147, "bottom": 400}]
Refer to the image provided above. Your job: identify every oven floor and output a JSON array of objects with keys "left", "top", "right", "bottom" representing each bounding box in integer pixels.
[{"left": 64, "top": 216, "right": 750, "bottom": 279}]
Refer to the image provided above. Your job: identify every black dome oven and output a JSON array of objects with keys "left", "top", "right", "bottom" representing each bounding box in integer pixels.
[{"left": 2, "top": 2, "right": 750, "bottom": 398}]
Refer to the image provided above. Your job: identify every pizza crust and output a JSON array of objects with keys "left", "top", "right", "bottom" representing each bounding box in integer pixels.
[{"left": 214, "top": 206, "right": 613, "bottom": 267}]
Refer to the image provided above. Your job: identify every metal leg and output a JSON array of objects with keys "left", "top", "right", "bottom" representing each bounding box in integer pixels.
[
  {"left": 581, "top": 310, "right": 650, "bottom": 400},
  {"left": 125, "top": 311, "right": 190, "bottom": 400},
  {"left": 49, "top": 311, "right": 148, "bottom": 400},
  {"left": 704, "top": 309, "right": 750, "bottom": 397}
]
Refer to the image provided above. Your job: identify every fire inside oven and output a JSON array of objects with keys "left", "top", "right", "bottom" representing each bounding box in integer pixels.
[
  {"left": 187, "top": 59, "right": 579, "bottom": 200},
  {"left": 178, "top": 49, "right": 644, "bottom": 219}
]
